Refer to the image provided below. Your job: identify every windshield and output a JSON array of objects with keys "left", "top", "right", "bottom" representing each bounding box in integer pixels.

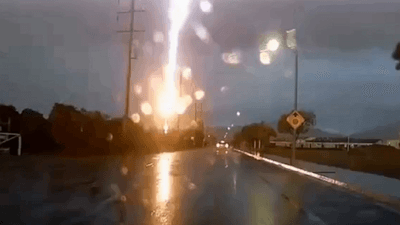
[{"left": 1, "top": 0, "right": 400, "bottom": 224}]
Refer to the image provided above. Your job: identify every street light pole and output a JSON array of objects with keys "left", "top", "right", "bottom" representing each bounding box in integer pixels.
[
  {"left": 178, "top": 70, "right": 183, "bottom": 132},
  {"left": 290, "top": 49, "right": 298, "bottom": 166}
]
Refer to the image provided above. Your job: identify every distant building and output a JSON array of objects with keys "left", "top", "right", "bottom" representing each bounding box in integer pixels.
[
  {"left": 386, "top": 140, "right": 400, "bottom": 149},
  {"left": 273, "top": 137, "right": 383, "bottom": 149}
]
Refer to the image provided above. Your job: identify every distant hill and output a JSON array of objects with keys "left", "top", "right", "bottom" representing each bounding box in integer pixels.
[
  {"left": 274, "top": 128, "right": 344, "bottom": 141},
  {"left": 301, "top": 128, "right": 344, "bottom": 138},
  {"left": 351, "top": 121, "right": 400, "bottom": 140}
]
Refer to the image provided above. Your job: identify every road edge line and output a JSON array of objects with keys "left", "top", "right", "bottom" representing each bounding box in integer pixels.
[
  {"left": 234, "top": 149, "right": 350, "bottom": 188},
  {"left": 234, "top": 148, "right": 400, "bottom": 213}
]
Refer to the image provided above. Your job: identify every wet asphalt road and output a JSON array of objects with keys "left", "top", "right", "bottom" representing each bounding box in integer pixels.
[
  {"left": 120, "top": 147, "right": 400, "bottom": 225},
  {"left": 2, "top": 148, "right": 400, "bottom": 225}
]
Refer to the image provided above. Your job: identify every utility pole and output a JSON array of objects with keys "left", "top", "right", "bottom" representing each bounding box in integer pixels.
[
  {"left": 194, "top": 102, "right": 197, "bottom": 124},
  {"left": 347, "top": 135, "right": 350, "bottom": 152},
  {"left": 117, "top": 0, "right": 145, "bottom": 121},
  {"left": 290, "top": 49, "right": 298, "bottom": 166}
]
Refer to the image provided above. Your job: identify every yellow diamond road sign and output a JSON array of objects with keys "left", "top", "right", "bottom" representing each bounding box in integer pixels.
[{"left": 286, "top": 110, "right": 305, "bottom": 130}]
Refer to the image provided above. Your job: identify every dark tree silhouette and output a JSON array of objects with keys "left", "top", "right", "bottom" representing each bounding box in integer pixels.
[
  {"left": 232, "top": 132, "right": 244, "bottom": 148},
  {"left": 392, "top": 42, "right": 400, "bottom": 70},
  {"left": 20, "top": 108, "right": 58, "bottom": 153},
  {"left": 241, "top": 123, "right": 277, "bottom": 148}
]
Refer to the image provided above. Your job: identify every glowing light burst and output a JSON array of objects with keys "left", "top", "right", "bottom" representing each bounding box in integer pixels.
[
  {"left": 164, "top": 0, "right": 192, "bottom": 119},
  {"left": 163, "top": 121, "right": 169, "bottom": 134},
  {"left": 158, "top": 86, "right": 176, "bottom": 118}
]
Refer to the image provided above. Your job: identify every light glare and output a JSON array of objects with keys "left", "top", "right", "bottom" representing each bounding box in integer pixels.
[
  {"left": 200, "top": 0, "right": 213, "bottom": 13},
  {"left": 157, "top": 154, "right": 172, "bottom": 202},
  {"left": 260, "top": 52, "right": 271, "bottom": 65},
  {"left": 220, "top": 86, "right": 228, "bottom": 93},
  {"left": 182, "top": 67, "right": 192, "bottom": 80},
  {"left": 175, "top": 95, "right": 192, "bottom": 114},
  {"left": 141, "top": 102, "right": 153, "bottom": 115},
  {"left": 190, "top": 120, "right": 198, "bottom": 128},
  {"left": 131, "top": 113, "right": 141, "bottom": 123},
  {"left": 134, "top": 85, "right": 142, "bottom": 95},
  {"left": 195, "top": 90, "right": 205, "bottom": 100},
  {"left": 222, "top": 51, "right": 241, "bottom": 64},
  {"left": 153, "top": 31, "right": 164, "bottom": 43}
]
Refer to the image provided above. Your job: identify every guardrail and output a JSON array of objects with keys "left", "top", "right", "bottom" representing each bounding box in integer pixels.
[{"left": 0, "top": 132, "right": 22, "bottom": 155}]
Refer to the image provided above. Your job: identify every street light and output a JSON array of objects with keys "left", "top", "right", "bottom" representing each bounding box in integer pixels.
[
  {"left": 200, "top": 0, "right": 213, "bottom": 13},
  {"left": 267, "top": 39, "right": 280, "bottom": 51}
]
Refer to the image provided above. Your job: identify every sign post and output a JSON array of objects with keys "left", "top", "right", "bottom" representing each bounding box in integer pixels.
[{"left": 286, "top": 110, "right": 305, "bottom": 165}]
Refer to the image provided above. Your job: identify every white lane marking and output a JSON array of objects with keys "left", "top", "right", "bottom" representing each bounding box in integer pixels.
[
  {"left": 234, "top": 149, "right": 349, "bottom": 189},
  {"left": 236, "top": 149, "right": 329, "bottom": 224}
]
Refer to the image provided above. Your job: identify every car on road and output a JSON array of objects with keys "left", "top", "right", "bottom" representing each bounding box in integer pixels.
[{"left": 216, "top": 140, "right": 229, "bottom": 155}]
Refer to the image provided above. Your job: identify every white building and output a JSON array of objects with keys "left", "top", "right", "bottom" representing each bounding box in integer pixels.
[{"left": 386, "top": 140, "right": 400, "bottom": 149}]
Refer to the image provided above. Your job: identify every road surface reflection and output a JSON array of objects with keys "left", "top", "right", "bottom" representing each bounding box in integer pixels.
[{"left": 157, "top": 153, "right": 172, "bottom": 203}]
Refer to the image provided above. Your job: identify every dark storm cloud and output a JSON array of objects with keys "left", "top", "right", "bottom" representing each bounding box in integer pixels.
[
  {"left": 301, "top": 3, "right": 400, "bottom": 54},
  {"left": 198, "top": 0, "right": 300, "bottom": 53},
  {"left": 0, "top": 0, "right": 118, "bottom": 47},
  {"left": 0, "top": 0, "right": 125, "bottom": 114},
  {"left": 195, "top": 0, "right": 400, "bottom": 56}
]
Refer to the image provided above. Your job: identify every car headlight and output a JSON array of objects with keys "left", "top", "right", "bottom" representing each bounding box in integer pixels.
[
  {"left": 216, "top": 143, "right": 220, "bottom": 148},
  {"left": 225, "top": 143, "right": 229, "bottom": 148}
]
